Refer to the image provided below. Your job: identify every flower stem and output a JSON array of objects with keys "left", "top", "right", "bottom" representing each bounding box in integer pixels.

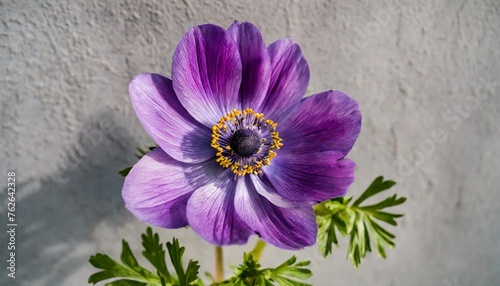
[
  {"left": 215, "top": 246, "right": 223, "bottom": 282},
  {"left": 249, "top": 239, "right": 267, "bottom": 261}
]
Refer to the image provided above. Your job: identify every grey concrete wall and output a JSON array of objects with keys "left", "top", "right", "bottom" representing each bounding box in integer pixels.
[{"left": 1, "top": 0, "right": 499, "bottom": 285}]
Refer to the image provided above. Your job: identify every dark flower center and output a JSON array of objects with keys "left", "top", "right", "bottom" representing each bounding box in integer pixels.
[
  {"left": 211, "top": 108, "right": 282, "bottom": 176},
  {"left": 229, "top": 129, "right": 261, "bottom": 156}
]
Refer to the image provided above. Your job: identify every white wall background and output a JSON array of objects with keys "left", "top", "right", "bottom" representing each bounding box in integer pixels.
[{"left": 1, "top": 0, "right": 499, "bottom": 285}]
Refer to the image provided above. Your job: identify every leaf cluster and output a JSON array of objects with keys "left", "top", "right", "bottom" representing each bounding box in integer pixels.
[
  {"left": 89, "top": 227, "right": 200, "bottom": 286},
  {"left": 315, "top": 176, "right": 406, "bottom": 267},
  {"left": 216, "top": 253, "right": 312, "bottom": 286}
]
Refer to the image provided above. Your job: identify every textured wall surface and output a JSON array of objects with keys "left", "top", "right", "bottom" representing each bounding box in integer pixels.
[{"left": 1, "top": 0, "right": 499, "bottom": 285}]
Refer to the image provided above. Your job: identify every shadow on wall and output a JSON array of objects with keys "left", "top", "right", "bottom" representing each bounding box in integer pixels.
[{"left": 0, "top": 111, "right": 141, "bottom": 286}]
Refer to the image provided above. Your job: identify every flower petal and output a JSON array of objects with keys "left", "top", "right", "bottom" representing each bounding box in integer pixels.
[
  {"left": 234, "top": 176, "right": 317, "bottom": 249},
  {"left": 228, "top": 21, "right": 271, "bottom": 110},
  {"left": 129, "top": 73, "right": 214, "bottom": 163},
  {"left": 172, "top": 24, "right": 242, "bottom": 127},
  {"left": 250, "top": 175, "right": 309, "bottom": 208},
  {"left": 186, "top": 171, "right": 252, "bottom": 246},
  {"left": 122, "top": 148, "right": 221, "bottom": 228},
  {"left": 278, "top": 90, "right": 361, "bottom": 156},
  {"left": 264, "top": 151, "right": 356, "bottom": 203},
  {"left": 261, "top": 39, "right": 310, "bottom": 120}
]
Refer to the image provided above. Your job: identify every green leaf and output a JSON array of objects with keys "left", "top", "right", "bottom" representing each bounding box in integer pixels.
[
  {"left": 135, "top": 146, "right": 156, "bottom": 159},
  {"left": 141, "top": 227, "right": 174, "bottom": 284},
  {"left": 351, "top": 176, "right": 396, "bottom": 207},
  {"left": 88, "top": 228, "right": 199, "bottom": 286},
  {"left": 216, "top": 254, "right": 311, "bottom": 286},
  {"left": 270, "top": 256, "right": 312, "bottom": 282},
  {"left": 166, "top": 238, "right": 200, "bottom": 286},
  {"left": 119, "top": 166, "right": 132, "bottom": 177},
  {"left": 122, "top": 239, "right": 158, "bottom": 279},
  {"left": 315, "top": 176, "right": 406, "bottom": 267},
  {"left": 88, "top": 241, "right": 160, "bottom": 285},
  {"left": 361, "top": 194, "right": 406, "bottom": 211},
  {"left": 105, "top": 280, "right": 148, "bottom": 286},
  {"left": 317, "top": 216, "right": 337, "bottom": 256}
]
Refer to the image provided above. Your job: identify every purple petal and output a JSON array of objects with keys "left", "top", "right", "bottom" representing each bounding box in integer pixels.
[
  {"left": 186, "top": 171, "right": 252, "bottom": 246},
  {"left": 129, "top": 73, "right": 214, "bottom": 163},
  {"left": 228, "top": 21, "right": 271, "bottom": 110},
  {"left": 250, "top": 175, "right": 309, "bottom": 208},
  {"left": 264, "top": 151, "right": 356, "bottom": 203},
  {"left": 278, "top": 90, "right": 361, "bottom": 156},
  {"left": 172, "top": 24, "right": 242, "bottom": 127},
  {"left": 122, "top": 148, "right": 221, "bottom": 228},
  {"left": 261, "top": 39, "right": 310, "bottom": 120},
  {"left": 234, "top": 176, "right": 317, "bottom": 249}
]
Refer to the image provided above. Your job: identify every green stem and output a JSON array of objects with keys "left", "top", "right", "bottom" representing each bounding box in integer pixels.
[
  {"left": 249, "top": 239, "right": 267, "bottom": 261},
  {"left": 215, "top": 246, "right": 223, "bottom": 283}
]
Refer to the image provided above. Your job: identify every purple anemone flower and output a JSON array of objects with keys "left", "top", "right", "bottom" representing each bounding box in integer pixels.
[{"left": 122, "top": 21, "right": 361, "bottom": 250}]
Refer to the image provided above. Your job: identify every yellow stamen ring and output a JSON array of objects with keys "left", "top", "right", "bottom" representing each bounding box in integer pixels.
[{"left": 211, "top": 108, "right": 282, "bottom": 176}]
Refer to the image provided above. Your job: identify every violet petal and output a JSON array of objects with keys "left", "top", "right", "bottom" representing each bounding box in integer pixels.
[
  {"left": 129, "top": 73, "right": 214, "bottom": 163},
  {"left": 278, "top": 90, "right": 361, "bottom": 156},
  {"left": 186, "top": 171, "right": 252, "bottom": 246},
  {"left": 172, "top": 24, "right": 242, "bottom": 127},
  {"left": 264, "top": 151, "right": 355, "bottom": 203},
  {"left": 123, "top": 148, "right": 221, "bottom": 228},
  {"left": 234, "top": 176, "right": 317, "bottom": 249},
  {"left": 250, "top": 175, "right": 309, "bottom": 208},
  {"left": 228, "top": 21, "right": 271, "bottom": 110},
  {"left": 261, "top": 39, "right": 310, "bottom": 120}
]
